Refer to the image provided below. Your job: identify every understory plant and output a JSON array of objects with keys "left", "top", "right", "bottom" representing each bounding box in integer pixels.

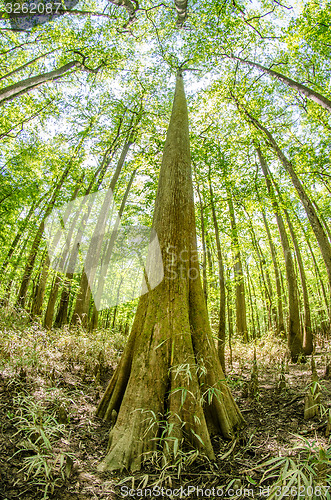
[
  {"left": 10, "top": 393, "right": 75, "bottom": 499},
  {"left": 259, "top": 435, "right": 331, "bottom": 500}
]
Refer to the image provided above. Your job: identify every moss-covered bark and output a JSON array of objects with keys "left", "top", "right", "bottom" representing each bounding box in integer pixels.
[{"left": 96, "top": 73, "right": 244, "bottom": 472}]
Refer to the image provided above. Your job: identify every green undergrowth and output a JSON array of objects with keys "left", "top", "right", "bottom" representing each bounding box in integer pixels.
[
  {"left": 0, "top": 305, "right": 126, "bottom": 379},
  {"left": 1, "top": 305, "right": 330, "bottom": 499}
]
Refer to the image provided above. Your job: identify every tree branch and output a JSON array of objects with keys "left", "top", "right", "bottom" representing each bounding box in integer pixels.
[
  {"left": 230, "top": 55, "right": 331, "bottom": 114},
  {"left": 0, "top": 58, "right": 104, "bottom": 105}
]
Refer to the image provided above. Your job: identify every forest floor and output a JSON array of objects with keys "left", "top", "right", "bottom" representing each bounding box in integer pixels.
[{"left": 0, "top": 307, "right": 330, "bottom": 500}]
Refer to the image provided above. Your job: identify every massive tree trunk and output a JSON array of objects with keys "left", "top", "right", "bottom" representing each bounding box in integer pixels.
[
  {"left": 226, "top": 188, "right": 248, "bottom": 342},
  {"left": 257, "top": 146, "right": 303, "bottom": 361},
  {"left": 231, "top": 56, "right": 331, "bottom": 114},
  {"left": 96, "top": 72, "right": 244, "bottom": 472}
]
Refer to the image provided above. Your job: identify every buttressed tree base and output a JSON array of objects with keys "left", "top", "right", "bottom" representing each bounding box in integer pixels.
[{"left": 96, "top": 72, "right": 245, "bottom": 472}]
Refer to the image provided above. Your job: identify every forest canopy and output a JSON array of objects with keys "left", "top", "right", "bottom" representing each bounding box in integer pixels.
[{"left": 1, "top": 0, "right": 330, "bottom": 343}]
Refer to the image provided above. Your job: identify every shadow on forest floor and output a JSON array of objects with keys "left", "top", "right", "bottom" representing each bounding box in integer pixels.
[{"left": 0, "top": 307, "right": 330, "bottom": 500}]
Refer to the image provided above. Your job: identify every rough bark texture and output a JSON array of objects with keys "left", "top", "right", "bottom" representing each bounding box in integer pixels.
[{"left": 96, "top": 73, "right": 244, "bottom": 472}]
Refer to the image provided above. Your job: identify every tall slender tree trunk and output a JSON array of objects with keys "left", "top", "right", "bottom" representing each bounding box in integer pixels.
[
  {"left": 257, "top": 146, "right": 303, "bottom": 361},
  {"left": 0, "top": 199, "right": 37, "bottom": 281},
  {"left": 238, "top": 101, "right": 331, "bottom": 290},
  {"left": 196, "top": 181, "right": 208, "bottom": 304},
  {"left": 209, "top": 174, "right": 226, "bottom": 372},
  {"left": 261, "top": 210, "right": 285, "bottom": 336},
  {"left": 226, "top": 188, "right": 248, "bottom": 342},
  {"left": 0, "top": 49, "right": 58, "bottom": 83},
  {"left": 246, "top": 214, "right": 274, "bottom": 332},
  {"left": 45, "top": 141, "right": 120, "bottom": 329},
  {"left": 71, "top": 139, "right": 134, "bottom": 326},
  {"left": 293, "top": 211, "right": 331, "bottom": 327},
  {"left": 0, "top": 60, "right": 87, "bottom": 105},
  {"left": 32, "top": 180, "right": 83, "bottom": 320},
  {"left": 226, "top": 263, "right": 234, "bottom": 352},
  {"left": 245, "top": 263, "right": 256, "bottom": 339},
  {"left": 284, "top": 211, "right": 313, "bottom": 354},
  {"left": 90, "top": 168, "right": 137, "bottom": 329},
  {"left": 175, "top": 0, "right": 188, "bottom": 26},
  {"left": 249, "top": 268, "right": 261, "bottom": 338},
  {"left": 15, "top": 123, "right": 94, "bottom": 309},
  {"left": 312, "top": 200, "right": 331, "bottom": 244},
  {"left": 271, "top": 171, "right": 314, "bottom": 353},
  {"left": 0, "top": 234, "right": 30, "bottom": 306},
  {"left": 31, "top": 254, "right": 50, "bottom": 318},
  {"left": 15, "top": 185, "right": 67, "bottom": 309},
  {"left": 96, "top": 72, "right": 244, "bottom": 472}
]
